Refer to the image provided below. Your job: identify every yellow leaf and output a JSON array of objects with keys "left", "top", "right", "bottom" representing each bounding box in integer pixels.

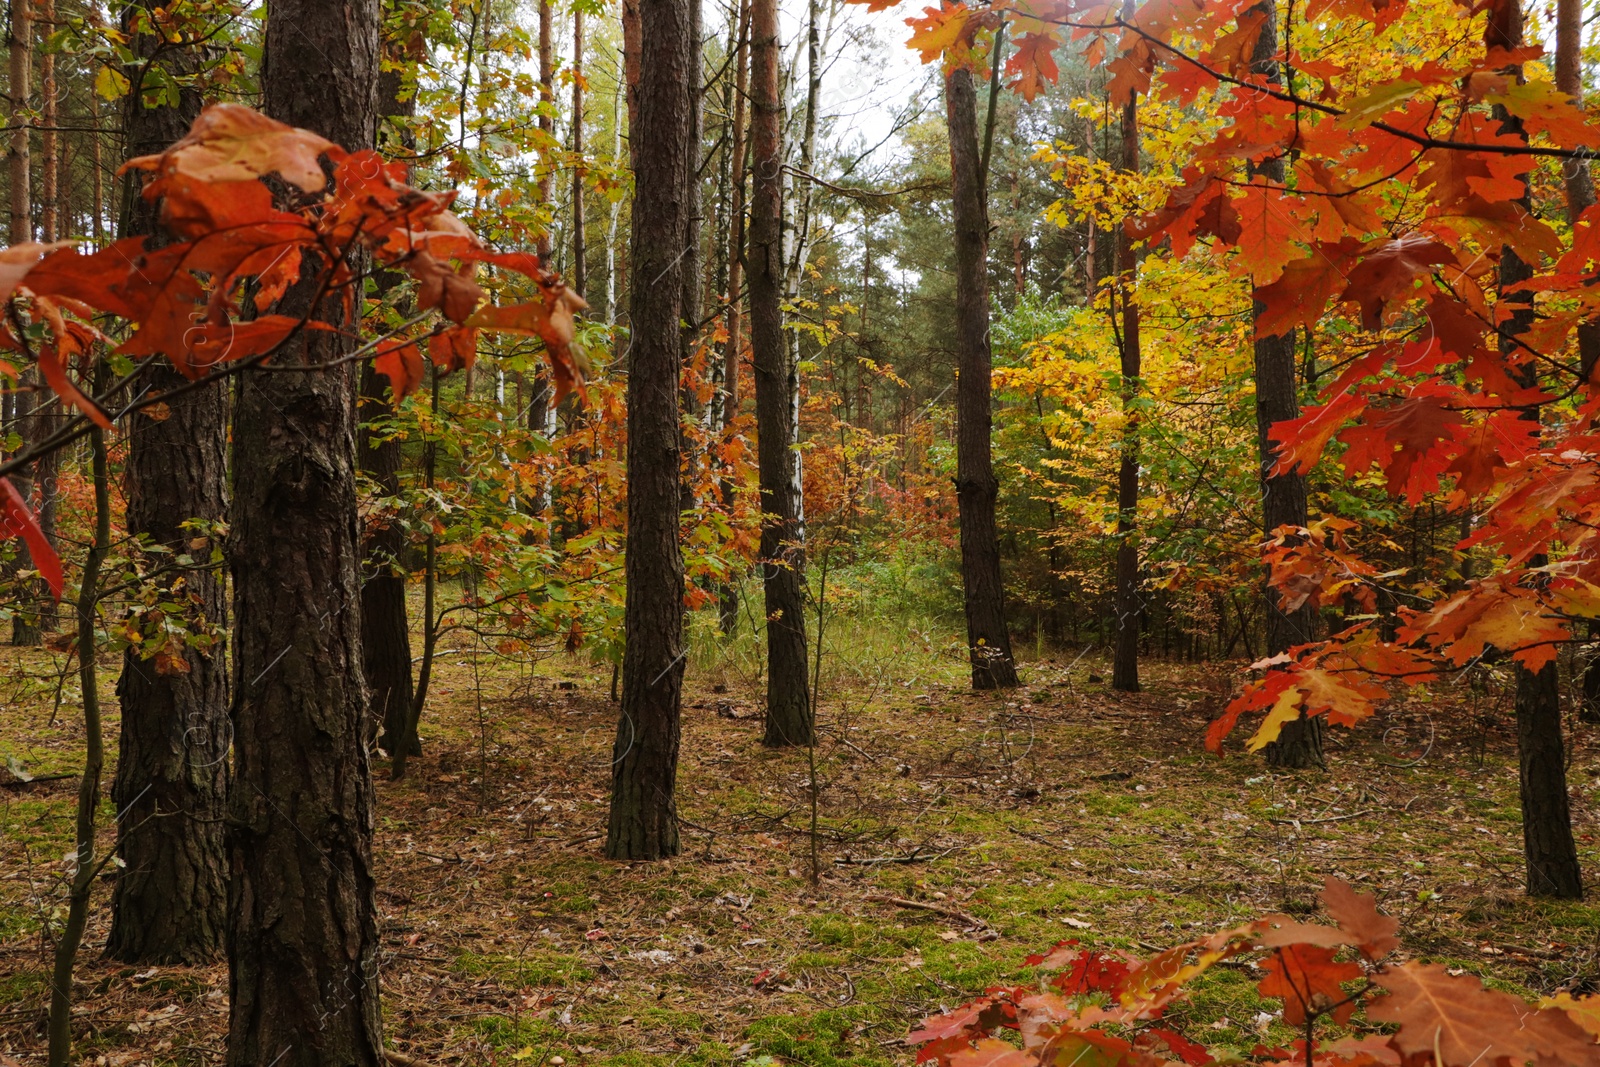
[
  {"left": 95, "top": 65, "right": 130, "bottom": 102},
  {"left": 1541, "top": 992, "right": 1600, "bottom": 1039},
  {"left": 906, "top": 5, "right": 969, "bottom": 65},
  {"left": 1246, "top": 686, "right": 1302, "bottom": 752}
]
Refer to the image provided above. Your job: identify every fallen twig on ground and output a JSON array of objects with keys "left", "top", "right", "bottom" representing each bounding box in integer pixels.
[
  {"left": 835, "top": 846, "right": 955, "bottom": 866},
  {"left": 864, "top": 892, "right": 986, "bottom": 929}
]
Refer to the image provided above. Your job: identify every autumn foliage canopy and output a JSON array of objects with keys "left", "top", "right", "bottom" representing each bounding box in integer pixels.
[{"left": 852, "top": 0, "right": 1600, "bottom": 750}]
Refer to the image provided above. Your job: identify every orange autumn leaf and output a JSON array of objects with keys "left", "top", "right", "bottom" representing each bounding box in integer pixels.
[
  {"left": 1257, "top": 944, "right": 1362, "bottom": 1025},
  {"left": 374, "top": 339, "right": 425, "bottom": 401},
  {"left": 121, "top": 102, "right": 339, "bottom": 194},
  {"left": 1006, "top": 32, "right": 1061, "bottom": 102},
  {"left": 0, "top": 477, "right": 62, "bottom": 600}
]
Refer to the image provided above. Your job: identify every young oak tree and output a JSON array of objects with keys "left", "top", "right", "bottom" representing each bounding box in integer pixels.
[
  {"left": 0, "top": 92, "right": 587, "bottom": 1059},
  {"left": 904, "top": 877, "right": 1600, "bottom": 1067}
]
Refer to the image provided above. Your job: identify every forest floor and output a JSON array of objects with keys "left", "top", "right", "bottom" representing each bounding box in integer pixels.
[{"left": 2, "top": 616, "right": 1600, "bottom": 1067}]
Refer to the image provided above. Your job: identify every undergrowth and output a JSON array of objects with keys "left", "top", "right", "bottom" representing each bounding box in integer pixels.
[{"left": 0, "top": 604, "right": 1597, "bottom": 1065}]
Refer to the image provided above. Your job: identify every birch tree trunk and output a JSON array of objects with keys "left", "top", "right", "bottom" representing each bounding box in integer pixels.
[{"left": 751, "top": 0, "right": 812, "bottom": 744}]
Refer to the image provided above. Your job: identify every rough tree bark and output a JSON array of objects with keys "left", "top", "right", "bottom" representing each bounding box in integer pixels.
[
  {"left": 537, "top": 0, "right": 555, "bottom": 260},
  {"left": 1246, "top": 1, "right": 1321, "bottom": 768},
  {"left": 7, "top": 0, "right": 27, "bottom": 248},
  {"left": 106, "top": 6, "right": 229, "bottom": 965},
  {"left": 606, "top": 0, "right": 695, "bottom": 860},
  {"left": 226, "top": 2, "right": 385, "bottom": 1064},
  {"left": 946, "top": 65, "right": 1019, "bottom": 690},
  {"left": 751, "top": 0, "right": 812, "bottom": 744},
  {"left": 1111, "top": 75, "right": 1141, "bottom": 694},
  {"left": 681, "top": 0, "right": 703, "bottom": 361},
  {"left": 1494, "top": 0, "right": 1582, "bottom": 898},
  {"left": 572, "top": 8, "right": 586, "bottom": 300},
  {"left": 37, "top": 0, "right": 51, "bottom": 243},
  {"left": 89, "top": 88, "right": 103, "bottom": 245},
  {"left": 1556, "top": 0, "right": 1600, "bottom": 724},
  {"left": 717, "top": 0, "right": 751, "bottom": 634},
  {"left": 365, "top": 25, "right": 419, "bottom": 758},
  {"left": 7, "top": 0, "right": 35, "bottom": 647},
  {"left": 26, "top": 0, "right": 57, "bottom": 639}
]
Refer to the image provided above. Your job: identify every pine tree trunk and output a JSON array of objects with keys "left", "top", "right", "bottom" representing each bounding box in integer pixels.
[
  {"left": 606, "top": 0, "right": 693, "bottom": 861},
  {"left": 8, "top": 0, "right": 28, "bottom": 247},
  {"left": 1111, "top": 79, "right": 1141, "bottom": 694},
  {"left": 106, "top": 8, "right": 229, "bottom": 965},
  {"left": 946, "top": 66, "right": 1018, "bottom": 690},
  {"left": 1243, "top": 1, "right": 1321, "bottom": 768},
  {"left": 362, "top": 374, "right": 416, "bottom": 754},
  {"left": 1516, "top": 658, "right": 1583, "bottom": 895},
  {"left": 227, "top": 3, "right": 385, "bottom": 1063},
  {"left": 718, "top": 0, "right": 750, "bottom": 634},
  {"left": 523, "top": 0, "right": 557, "bottom": 459},
  {"left": 89, "top": 89, "right": 102, "bottom": 245},
  {"left": 537, "top": 0, "right": 555, "bottom": 261},
  {"left": 680, "top": 0, "right": 702, "bottom": 358},
  {"left": 1556, "top": 0, "right": 1596, "bottom": 228},
  {"left": 28, "top": 0, "right": 57, "bottom": 637},
  {"left": 7, "top": 0, "right": 35, "bottom": 647},
  {"left": 1555, "top": 0, "right": 1600, "bottom": 725},
  {"left": 856, "top": 225, "right": 871, "bottom": 429},
  {"left": 571, "top": 9, "right": 587, "bottom": 300},
  {"left": 1083, "top": 116, "right": 1097, "bottom": 302},
  {"left": 37, "top": 0, "right": 51, "bottom": 243},
  {"left": 751, "top": 0, "right": 812, "bottom": 744},
  {"left": 365, "top": 31, "right": 419, "bottom": 759},
  {"left": 621, "top": 0, "right": 640, "bottom": 131},
  {"left": 606, "top": 51, "right": 624, "bottom": 324},
  {"left": 1490, "top": 0, "right": 1582, "bottom": 898}
]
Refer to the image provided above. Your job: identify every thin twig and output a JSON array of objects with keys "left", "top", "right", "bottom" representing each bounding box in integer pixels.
[{"left": 864, "top": 893, "right": 987, "bottom": 929}]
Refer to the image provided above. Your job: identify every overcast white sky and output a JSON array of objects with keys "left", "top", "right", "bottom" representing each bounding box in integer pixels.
[{"left": 785, "top": 0, "right": 935, "bottom": 171}]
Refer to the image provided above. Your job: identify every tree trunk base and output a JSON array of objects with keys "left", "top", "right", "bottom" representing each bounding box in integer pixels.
[
  {"left": 1516, "top": 661, "right": 1583, "bottom": 899},
  {"left": 1264, "top": 716, "right": 1325, "bottom": 769},
  {"left": 972, "top": 656, "right": 1021, "bottom": 690}
]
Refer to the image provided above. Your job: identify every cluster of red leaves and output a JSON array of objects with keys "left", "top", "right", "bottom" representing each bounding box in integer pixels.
[
  {"left": 907, "top": 879, "right": 1600, "bottom": 1067},
  {"left": 0, "top": 104, "right": 586, "bottom": 598},
  {"left": 1146, "top": 0, "right": 1600, "bottom": 743},
  {"left": 850, "top": 0, "right": 1600, "bottom": 750}
]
